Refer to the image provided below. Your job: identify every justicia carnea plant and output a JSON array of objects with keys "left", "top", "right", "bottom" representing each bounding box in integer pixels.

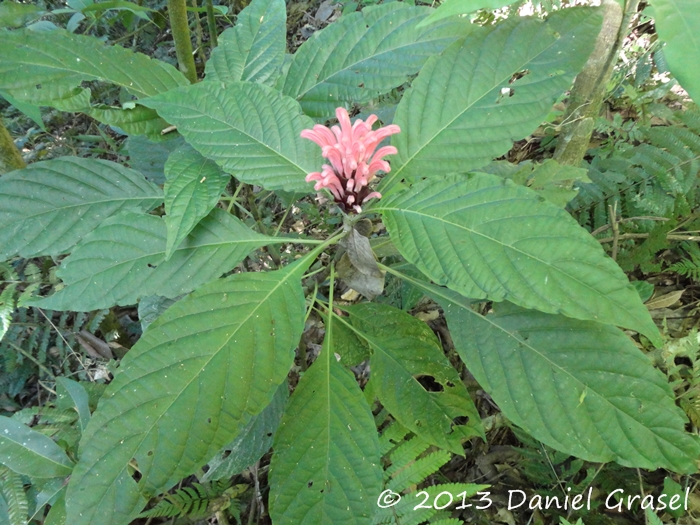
[
  {"left": 301, "top": 107, "right": 400, "bottom": 213},
  {"left": 0, "top": 1, "right": 699, "bottom": 524}
]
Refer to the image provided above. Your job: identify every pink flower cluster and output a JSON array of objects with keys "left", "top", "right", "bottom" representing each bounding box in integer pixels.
[{"left": 301, "top": 107, "right": 400, "bottom": 213}]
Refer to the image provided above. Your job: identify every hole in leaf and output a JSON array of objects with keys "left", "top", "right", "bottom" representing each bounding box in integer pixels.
[
  {"left": 509, "top": 69, "right": 530, "bottom": 83},
  {"left": 446, "top": 381, "right": 455, "bottom": 388},
  {"left": 307, "top": 481, "right": 313, "bottom": 488},
  {"left": 129, "top": 458, "right": 142, "bottom": 482},
  {"left": 266, "top": 432, "right": 273, "bottom": 437},
  {"left": 35, "top": 83, "right": 42, "bottom": 90},
  {"left": 416, "top": 375, "right": 444, "bottom": 392},
  {"left": 146, "top": 450, "right": 153, "bottom": 456},
  {"left": 207, "top": 418, "right": 212, "bottom": 424},
  {"left": 222, "top": 450, "right": 231, "bottom": 459},
  {"left": 147, "top": 263, "right": 157, "bottom": 269}
]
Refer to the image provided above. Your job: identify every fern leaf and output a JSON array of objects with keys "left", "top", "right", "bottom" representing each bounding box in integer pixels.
[{"left": 0, "top": 467, "right": 28, "bottom": 525}]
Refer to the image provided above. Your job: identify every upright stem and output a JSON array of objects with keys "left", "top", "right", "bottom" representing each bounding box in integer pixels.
[
  {"left": 190, "top": 0, "right": 207, "bottom": 65},
  {"left": 205, "top": 0, "right": 218, "bottom": 48},
  {"left": 0, "top": 118, "right": 25, "bottom": 174},
  {"left": 553, "top": 0, "right": 629, "bottom": 165},
  {"left": 167, "top": 0, "right": 198, "bottom": 83}
]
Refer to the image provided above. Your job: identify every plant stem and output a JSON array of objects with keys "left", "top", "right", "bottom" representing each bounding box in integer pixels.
[
  {"left": 205, "top": 0, "right": 218, "bottom": 48},
  {"left": 190, "top": 0, "right": 207, "bottom": 65},
  {"left": 167, "top": 0, "right": 198, "bottom": 83},
  {"left": 553, "top": 0, "right": 626, "bottom": 165},
  {"left": 0, "top": 118, "right": 25, "bottom": 174}
]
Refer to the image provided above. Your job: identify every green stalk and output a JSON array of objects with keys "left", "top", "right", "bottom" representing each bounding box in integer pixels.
[
  {"left": 167, "top": 0, "right": 198, "bottom": 83},
  {"left": 553, "top": 0, "right": 629, "bottom": 166},
  {"left": 205, "top": 0, "right": 218, "bottom": 48},
  {"left": 190, "top": 0, "right": 207, "bottom": 65},
  {"left": 0, "top": 118, "right": 25, "bottom": 175}
]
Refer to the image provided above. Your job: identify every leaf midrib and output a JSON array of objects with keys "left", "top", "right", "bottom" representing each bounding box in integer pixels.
[
  {"left": 289, "top": 8, "right": 442, "bottom": 102},
  {"left": 383, "top": 13, "right": 588, "bottom": 189},
  {"left": 394, "top": 269, "right": 685, "bottom": 455},
  {"left": 376, "top": 203, "right": 636, "bottom": 322},
  {"left": 75, "top": 267, "right": 301, "bottom": 523}
]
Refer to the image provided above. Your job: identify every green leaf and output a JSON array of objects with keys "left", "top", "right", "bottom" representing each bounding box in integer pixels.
[
  {"left": 340, "top": 303, "right": 481, "bottom": 454},
  {"left": 270, "top": 303, "right": 382, "bottom": 525},
  {"left": 0, "top": 90, "right": 45, "bottom": 130},
  {"left": 203, "top": 381, "right": 288, "bottom": 481},
  {"left": 0, "top": 1, "right": 43, "bottom": 28},
  {"left": 0, "top": 467, "right": 27, "bottom": 525},
  {"left": 0, "top": 416, "right": 73, "bottom": 478},
  {"left": 376, "top": 174, "right": 661, "bottom": 346},
  {"left": 164, "top": 145, "right": 229, "bottom": 258},
  {"left": 55, "top": 378, "right": 90, "bottom": 433},
  {"left": 282, "top": 2, "right": 474, "bottom": 118},
  {"left": 0, "top": 157, "right": 162, "bottom": 260},
  {"left": 30, "top": 208, "right": 276, "bottom": 311},
  {"left": 88, "top": 105, "right": 168, "bottom": 141},
  {"left": 417, "top": 0, "right": 518, "bottom": 28},
  {"left": 442, "top": 299, "right": 700, "bottom": 473},
  {"left": 140, "top": 81, "right": 320, "bottom": 193},
  {"left": 648, "top": 0, "right": 700, "bottom": 103},
  {"left": 204, "top": 0, "right": 286, "bottom": 86},
  {"left": 0, "top": 29, "right": 189, "bottom": 109},
  {"left": 43, "top": 493, "right": 66, "bottom": 525},
  {"left": 65, "top": 259, "right": 310, "bottom": 525},
  {"left": 381, "top": 7, "right": 603, "bottom": 189},
  {"left": 125, "top": 135, "right": 186, "bottom": 184}
]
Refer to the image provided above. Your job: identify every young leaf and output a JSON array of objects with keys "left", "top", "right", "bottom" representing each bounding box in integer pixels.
[
  {"left": 0, "top": 29, "right": 188, "bottom": 112},
  {"left": 0, "top": 157, "right": 162, "bottom": 261},
  {"left": 140, "top": 81, "right": 320, "bottom": 193},
  {"left": 282, "top": 2, "right": 474, "bottom": 118},
  {"left": 0, "top": 416, "right": 73, "bottom": 478},
  {"left": 30, "top": 209, "right": 276, "bottom": 311},
  {"left": 376, "top": 174, "right": 661, "bottom": 346},
  {"left": 55, "top": 378, "right": 91, "bottom": 433},
  {"left": 441, "top": 298, "right": 700, "bottom": 473},
  {"left": 270, "top": 299, "right": 382, "bottom": 525},
  {"left": 65, "top": 260, "right": 310, "bottom": 525},
  {"left": 203, "top": 381, "right": 288, "bottom": 481},
  {"left": 340, "top": 303, "right": 481, "bottom": 454},
  {"left": 204, "top": 0, "right": 286, "bottom": 86},
  {"left": 648, "top": 0, "right": 700, "bottom": 103},
  {"left": 381, "top": 7, "right": 603, "bottom": 189},
  {"left": 164, "top": 145, "right": 229, "bottom": 258}
]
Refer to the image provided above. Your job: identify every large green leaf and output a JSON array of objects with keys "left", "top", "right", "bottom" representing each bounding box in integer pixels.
[
  {"left": 202, "top": 381, "right": 288, "bottom": 481},
  {"left": 648, "top": 0, "right": 700, "bottom": 103},
  {"left": 376, "top": 174, "right": 661, "bottom": 346},
  {"left": 29, "top": 209, "right": 276, "bottom": 311},
  {"left": 0, "top": 157, "right": 162, "bottom": 261},
  {"left": 441, "top": 295, "right": 700, "bottom": 473},
  {"left": 140, "top": 81, "right": 320, "bottom": 193},
  {"left": 0, "top": 416, "right": 73, "bottom": 478},
  {"left": 163, "top": 145, "right": 229, "bottom": 258},
  {"left": 65, "top": 258, "right": 311, "bottom": 525},
  {"left": 338, "top": 303, "right": 481, "bottom": 454},
  {"left": 0, "top": 29, "right": 188, "bottom": 107},
  {"left": 270, "top": 303, "right": 382, "bottom": 525},
  {"left": 204, "top": 0, "right": 286, "bottom": 86},
  {"left": 381, "top": 7, "right": 603, "bottom": 189},
  {"left": 281, "top": 3, "right": 474, "bottom": 118}
]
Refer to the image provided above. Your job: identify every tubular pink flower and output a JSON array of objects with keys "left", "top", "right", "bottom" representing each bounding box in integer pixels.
[{"left": 301, "top": 107, "right": 400, "bottom": 213}]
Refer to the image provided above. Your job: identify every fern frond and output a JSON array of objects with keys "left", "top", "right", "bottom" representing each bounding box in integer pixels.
[
  {"left": 387, "top": 450, "right": 452, "bottom": 492},
  {"left": 0, "top": 466, "right": 28, "bottom": 525},
  {"left": 668, "top": 243, "right": 700, "bottom": 281},
  {"left": 139, "top": 479, "right": 239, "bottom": 520}
]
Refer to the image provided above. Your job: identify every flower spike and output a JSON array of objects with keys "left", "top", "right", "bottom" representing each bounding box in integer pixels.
[{"left": 301, "top": 107, "right": 400, "bottom": 213}]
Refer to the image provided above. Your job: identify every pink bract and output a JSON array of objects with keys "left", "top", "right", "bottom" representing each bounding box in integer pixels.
[{"left": 301, "top": 107, "right": 400, "bottom": 213}]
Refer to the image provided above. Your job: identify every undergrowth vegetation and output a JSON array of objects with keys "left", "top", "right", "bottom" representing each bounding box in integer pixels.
[{"left": 0, "top": 0, "right": 699, "bottom": 524}]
